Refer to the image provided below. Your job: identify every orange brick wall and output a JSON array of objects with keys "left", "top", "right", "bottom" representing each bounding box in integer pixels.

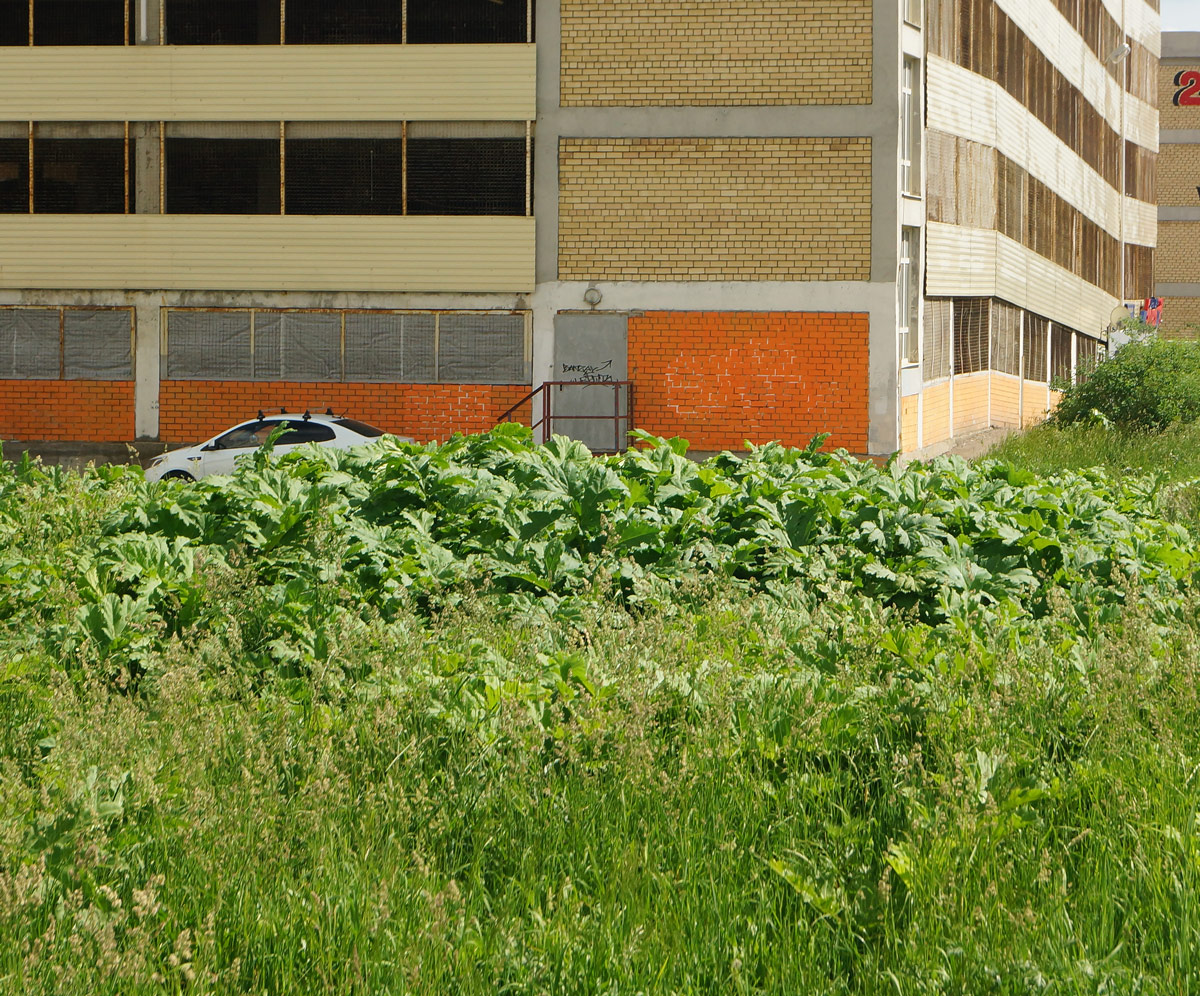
[
  {"left": 0, "top": 381, "right": 134, "bottom": 441},
  {"left": 1022, "top": 381, "right": 1050, "bottom": 427},
  {"left": 627, "top": 311, "right": 869, "bottom": 452},
  {"left": 159, "top": 382, "right": 530, "bottom": 445},
  {"left": 922, "top": 381, "right": 952, "bottom": 448},
  {"left": 901, "top": 395, "right": 919, "bottom": 454}
]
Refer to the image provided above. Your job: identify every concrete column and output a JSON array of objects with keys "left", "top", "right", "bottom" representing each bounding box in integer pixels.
[{"left": 134, "top": 296, "right": 161, "bottom": 439}]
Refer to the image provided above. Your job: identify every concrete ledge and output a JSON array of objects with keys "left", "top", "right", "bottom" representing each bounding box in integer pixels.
[{"left": 0, "top": 440, "right": 167, "bottom": 472}]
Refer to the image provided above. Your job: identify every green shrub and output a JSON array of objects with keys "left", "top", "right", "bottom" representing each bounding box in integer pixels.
[{"left": 1052, "top": 328, "right": 1200, "bottom": 432}]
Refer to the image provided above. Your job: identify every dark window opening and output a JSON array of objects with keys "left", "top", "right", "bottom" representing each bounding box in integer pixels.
[
  {"left": 286, "top": 139, "right": 404, "bottom": 215},
  {"left": 407, "top": 138, "right": 525, "bottom": 216},
  {"left": 165, "top": 138, "right": 280, "bottom": 214},
  {"left": 952, "top": 298, "right": 989, "bottom": 375},
  {"left": 165, "top": 0, "right": 279, "bottom": 44},
  {"left": 1050, "top": 324, "right": 1073, "bottom": 385},
  {"left": 1022, "top": 314, "right": 1048, "bottom": 383},
  {"left": 34, "top": 0, "right": 128, "bottom": 44},
  {"left": 335, "top": 418, "right": 385, "bottom": 437},
  {"left": 407, "top": 0, "right": 528, "bottom": 44},
  {"left": 0, "top": 0, "right": 25, "bottom": 44},
  {"left": 284, "top": 0, "right": 402, "bottom": 44},
  {"left": 0, "top": 140, "right": 28, "bottom": 212},
  {"left": 33, "top": 138, "right": 127, "bottom": 213}
]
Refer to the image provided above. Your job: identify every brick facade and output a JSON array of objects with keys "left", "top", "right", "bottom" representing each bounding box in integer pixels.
[
  {"left": 0, "top": 381, "right": 134, "bottom": 441},
  {"left": 559, "top": 0, "right": 873, "bottom": 108},
  {"left": 1160, "top": 63, "right": 1200, "bottom": 132},
  {"left": 1155, "top": 221, "right": 1200, "bottom": 283},
  {"left": 158, "top": 382, "right": 531, "bottom": 445},
  {"left": 1158, "top": 144, "right": 1200, "bottom": 206},
  {"left": 1160, "top": 297, "right": 1200, "bottom": 337},
  {"left": 627, "top": 311, "right": 869, "bottom": 453},
  {"left": 559, "top": 138, "right": 872, "bottom": 282}
]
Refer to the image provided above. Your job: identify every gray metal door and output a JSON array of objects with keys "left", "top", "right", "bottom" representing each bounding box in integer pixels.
[{"left": 552, "top": 312, "right": 630, "bottom": 452}]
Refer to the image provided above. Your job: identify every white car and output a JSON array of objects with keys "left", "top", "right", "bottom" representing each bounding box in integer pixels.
[{"left": 145, "top": 411, "right": 407, "bottom": 482}]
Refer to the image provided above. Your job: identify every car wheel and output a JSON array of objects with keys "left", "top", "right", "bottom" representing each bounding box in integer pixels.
[{"left": 160, "top": 470, "right": 195, "bottom": 482}]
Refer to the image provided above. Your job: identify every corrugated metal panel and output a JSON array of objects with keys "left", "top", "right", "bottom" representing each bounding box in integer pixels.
[
  {"left": 0, "top": 215, "right": 535, "bottom": 292},
  {"left": 0, "top": 45, "right": 536, "bottom": 122},
  {"left": 928, "top": 221, "right": 1117, "bottom": 336},
  {"left": 1123, "top": 197, "right": 1157, "bottom": 248},
  {"left": 929, "top": 57, "right": 1123, "bottom": 237}
]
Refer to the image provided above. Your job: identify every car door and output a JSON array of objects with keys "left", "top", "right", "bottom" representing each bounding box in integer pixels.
[{"left": 200, "top": 420, "right": 279, "bottom": 477}]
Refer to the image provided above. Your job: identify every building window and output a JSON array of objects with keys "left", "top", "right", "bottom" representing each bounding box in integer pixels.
[
  {"left": 953, "top": 297, "right": 989, "bottom": 375},
  {"left": 1022, "top": 313, "right": 1048, "bottom": 382},
  {"left": 901, "top": 57, "right": 921, "bottom": 197},
  {"left": 33, "top": 0, "right": 129, "bottom": 44},
  {"left": 34, "top": 137, "right": 129, "bottom": 214},
  {"left": 165, "top": 0, "right": 279, "bottom": 44},
  {"left": 898, "top": 227, "right": 920, "bottom": 366},
  {"left": 407, "top": 137, "right": 527, "bottom": 216},
  {"left": 165, "top": 136, "right": 281, "bottom": 215},
  {"left": 164, "top": 309, "right": 529, "bottom": 385},
  {"left": 0, "top": 307, "right": 133, "bottom": 379},
  {"left": 904, "top": 0, "right": 922, "bottom": 27},
  {"left": 285, "top": 139, "right": 406, "bottom": 216},
  {"left": 923, "top": 298, "right": 952, "bottom": 381},
  {"left": 406, "top": 0, "right": 529, "bottom": 44},
  {"left": 0, "top": 138, "right": 28, "bottom": 212}
]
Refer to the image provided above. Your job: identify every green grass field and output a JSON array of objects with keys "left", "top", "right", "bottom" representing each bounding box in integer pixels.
[{"left": 3, "top": 426, "right": 1200, "bottom": 994}]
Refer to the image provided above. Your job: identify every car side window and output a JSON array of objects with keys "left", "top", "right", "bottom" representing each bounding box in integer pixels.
[
  {"left": 215, "top": 421, "right": 279, "bottom": 449},
  {"left": 275, "top": 422, "right": 336, "bottom": 445}
]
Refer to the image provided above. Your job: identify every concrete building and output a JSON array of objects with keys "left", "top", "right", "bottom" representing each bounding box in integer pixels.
[
  {"left": 0, "top": 0, "right": 1160, "bottom": 457},
  {"left": 1158, "top": 31, "right": 1200, "bottom": 336}
]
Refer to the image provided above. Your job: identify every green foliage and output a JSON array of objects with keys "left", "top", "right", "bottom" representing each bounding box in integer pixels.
[
  {"left": 1052, "top": 328, "right": 1200, "bottom": 432},
  {"left": 0, "top": 430, "right": 1199, "bottom": 992}
]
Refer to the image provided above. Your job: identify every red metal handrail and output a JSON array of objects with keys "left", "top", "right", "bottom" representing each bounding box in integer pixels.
[{"left": 498, "top": 380, "right": 634, "bottom": 452}]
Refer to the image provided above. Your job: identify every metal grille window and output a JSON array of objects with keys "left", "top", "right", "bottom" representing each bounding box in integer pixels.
[
  {"left": 0, "top": 138, "right": 27, "bottom": 212},
  {"left": 166, "top": 309, "right": 529, "bottom": 385},
  {"left": 285, "top": 139, "right": 405, "bottom": 216},
  {"left": 990, "top": 301, "right": 1021, "bottom": 376},
  {"left": 34, "top": 138, "right": 128, "bottom": 214},
  {"left": 407, "top": 0, "right": 530, "bottom": 44},
  {"left": 165, "top": 137, "right": 281, "bottom": 214},
  {"left": 165, "top": 0, "right": 280, "bottom": 43},
  {"left": 1022, "top": 313, "right": 1048, "bottom": 383},
  {"left": 923, "top": 298, "right": 952, "bottom": 381},
  {"left": 0, "top": 0, "right": 23, "bottom": 44},
  {"left": 33, "top": 0, "right": 128, "bottom": 43},
  {"left": 285, "top": 0, "right": 403, "bottom": 43},
  {"left": 1076, "top": 334, "right": 1102, "bottom": 382},
  {"left": 1050, "top": 324, "right": 1073, "bottom": 386},
  {"left": 407, "top": 138, "right": 526, "bottom": 216},
  {"left": 898, "top": 227, "right": 920, "bottom": 366},
  {"left": 953, "top": 298, "right": 989, "bottom": 375},
  {"left": 901, "top": 58, "right": 921, "bottom": 196},
  {"left": 0, "top": 307, "right": 132, "bottom": 379}
]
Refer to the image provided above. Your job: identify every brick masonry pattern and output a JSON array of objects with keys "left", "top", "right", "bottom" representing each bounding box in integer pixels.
[
  {"left": 560, "top": 0, "right": 873, "bottom": 107},
  {"left": 0, "top": 381, "right": 134, "bottom": 441},
  {"left": 1156, "top": 221, "right": 1200, "bottom": 283},
  {"left": 158, "top": 382, "right": 531, "bottom": 445},
  {"left": 559, "top": 138, "right": 873, "bottom": 282},
  {"left": 627, "top": 311, "right": 869, "bottom": 453},
  {"left": 1158, "top": 144, "right": 1200, "bottom": 207}
]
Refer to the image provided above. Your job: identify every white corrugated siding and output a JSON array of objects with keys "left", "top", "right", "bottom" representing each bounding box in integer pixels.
[
  {"left": 926, "top": 221, "right": 1118, "bottom": 335},
  {"left": 0, "top": 45, "right": 536, "bottom": 121},
  {"left": 1123, "top": 197, "right": 1157, "bottom": 248},
  {"left": 0, "top": 215, "right": 536, "bottom": 292}
]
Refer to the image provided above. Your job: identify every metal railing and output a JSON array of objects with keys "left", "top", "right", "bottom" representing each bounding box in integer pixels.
[{"left": 498, "top": 380, "right": 634, "bottom": 453}]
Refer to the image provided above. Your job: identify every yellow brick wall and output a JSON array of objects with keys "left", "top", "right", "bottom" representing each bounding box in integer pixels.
[
  {"left": 953, "top": 373, "right": 990, "bottom": 435},
  {"left": 901, "top": 395, "right": 920, "bottom": 454},
  {"left": 560, "top": 0, "right": 873, "bottom": 107},
  {"left": 1022, "top": 382, "right": 1050, "bottom": 427},
  {"left": 1161, "top": 63, "right": 1200, "bottom": 132},
  {"left": 991, "top": 373, "right": 1021, "bottom": 429},
  {"left": 1158, "top": 144, "right": 1200, "bottom": 207},
  {"left": 922, "top": 381, "right": 951, "bottom": 447},
  {"left": 1156, "top": 221, "right": 1200, "bottom": 283},
  {"left": 559, "top": 138, "right": 872, "bottom": 281},
  {"left": 1161, "top": 296, "right": 1200, "bottom": 337}
]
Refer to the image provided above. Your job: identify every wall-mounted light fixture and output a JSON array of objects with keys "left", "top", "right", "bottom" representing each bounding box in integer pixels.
[
  {"left": 583, "top": 286, "right": 603, "bottom": 308},
  {"left": 1107, "top": 42, "right": 1131, "bottom": 64}
]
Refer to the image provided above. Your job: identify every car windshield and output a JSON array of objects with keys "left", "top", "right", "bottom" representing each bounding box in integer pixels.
[{"left": 335, "top": 418, "right": 386, "bottom": 438}]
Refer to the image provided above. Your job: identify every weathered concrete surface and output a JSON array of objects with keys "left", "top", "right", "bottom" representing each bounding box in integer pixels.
[{"left": 1, "top": 440, "right": 169, "bottom": 473}]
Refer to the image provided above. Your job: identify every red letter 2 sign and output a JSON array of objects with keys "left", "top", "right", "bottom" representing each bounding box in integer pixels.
[{"left": 1176, "top": 70, "right": 1200, "bottom": 107}]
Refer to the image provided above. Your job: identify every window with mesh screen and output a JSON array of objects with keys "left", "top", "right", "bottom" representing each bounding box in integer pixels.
[
  {"left": 253, "top": 312, "right": 342, "bottom": 381},
  {"left": 0, "top": 139, "right": 28, "bottom": 212},
  {"left": 923, "top": 299, "right": 952, "bottom": 382},
  {"left": 1022, "top": 313, "right": 1048, "bottom": 382},
  {"left": 437, "top": 314, "right": 525, "bottom": 384},
  {"left": 1076, "top": 335, "right": 1102, "bottom": 382},
  {"left": 344, "top": 313, "right": 436, "bottom": 383},
  {"left": 952, "top": 298, "right": 989, "bottom": 375},
  {"left": 165, "top": 0, "right": 279, "bottom": 43},
  {"left": 166, "top": 311, "right": 252, "bottom": 380},
  {"left": 34, "top": 0, "right": 127, "bottom": 43},
  {"left": 64, "top": 310, "right": 132, "bottom": 379},
  {"left": 285, "top": 139, "right": 404, "bottom": 215},
  {"left": 990, "top": 301, "right": 1021, "bottom": 377},
  {"left": 0, "top": 309, "right": 61, "bottom": 379},
  {"left": 1050, "top": 324, "right": 1073, "bottom": 386},
  {"left": 166, "top": 138, "right": 280, "bottom": 214},
  {"left": 0, "top": 0, "right": 24, "bottom": 44},
  {"left": 407, "top": 0, "right": 529, "bottom": 44},
  {"left": 33, "top": 138, "right": 126, "bottom": 213},
  {"left": 407, "top": 138, "right": 525, "bottom": 216},
  {"left": 284, "top": 0, "right": 402, "bottom": 43}
]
